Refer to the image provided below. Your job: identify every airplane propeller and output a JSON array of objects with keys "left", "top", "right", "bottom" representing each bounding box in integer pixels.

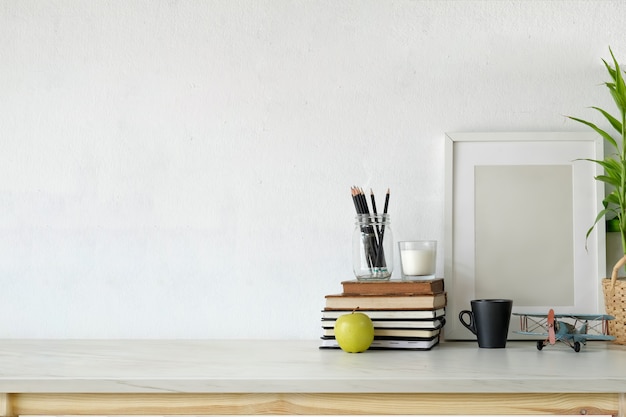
[{"left": 547, "top": 309, "right": 556, "bottom": 345}]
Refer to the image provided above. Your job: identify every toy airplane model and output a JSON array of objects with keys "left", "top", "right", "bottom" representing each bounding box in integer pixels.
[{"left": 513, "top": 309, "right": 615, "bottom": 352}]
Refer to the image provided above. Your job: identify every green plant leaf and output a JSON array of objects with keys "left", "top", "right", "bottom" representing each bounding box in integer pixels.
[
  {"left": 602, "top": 157, "right": 623, "bottom": 172},
  {"left": 586, "top": 207, "right": 613, "bottom": 248},
  {"left": 579, "top": 157, "right": 622, "bottom": 183},
  {"left": 592, "top": 106, "right": 622, "bottom": 134},
  {"left": 568, "top": 116, "right": 618, "bottom": 149},
  {"left": 606, "top": 190, "right": 622, "bottom": 206},
  {"left": 609, "top": 48, "right": 626, "bottom": 112},
  {"left": 610, "top": 47, "right": 626, "bottom": 88},
  {"left": 579, "top": 157, "right": 619, "bottom": 171},
  {"left": 603, "top": 58, "right": 617, "bottom": 80},
  {"left": 595, "top": 174, "right": 620, "bottom": 187},
  {"left": 609, "top": 88, "right": 626, "bottom": 114}
]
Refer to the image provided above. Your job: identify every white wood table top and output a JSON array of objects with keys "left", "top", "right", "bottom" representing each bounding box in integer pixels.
[{"left": 0, "top": 339, "right": 625, "bottom": 394}]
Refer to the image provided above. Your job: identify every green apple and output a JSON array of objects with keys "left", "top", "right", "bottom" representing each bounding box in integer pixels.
[{"left": 334, "top": 311, "right": 374, "bottom": 353}]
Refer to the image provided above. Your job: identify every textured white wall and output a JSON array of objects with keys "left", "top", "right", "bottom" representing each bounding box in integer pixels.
[{"left": 0, "top": 0, "right": 622, "bottom": 338}]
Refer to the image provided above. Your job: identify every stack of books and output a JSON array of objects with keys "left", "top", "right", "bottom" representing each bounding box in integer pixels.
[{"left": 319, "top": 278, "right": 446, "bottom": 350}]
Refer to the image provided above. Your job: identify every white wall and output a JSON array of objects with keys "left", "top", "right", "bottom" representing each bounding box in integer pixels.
[{"left": 0, "top": 0, "right": 622, "bottom": 338}]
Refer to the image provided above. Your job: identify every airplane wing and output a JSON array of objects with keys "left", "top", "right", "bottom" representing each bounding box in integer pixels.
[
  {"left": 514, "top": 330, "right": 549, "bottom": 337},
  {"left": 516, "top": 331, "right": 616, "bottom": 342},
  {"left": 553, "top": 313, "right": 615, "bottom": 321},
  {"left": 573, "top": 334, "right": 616, "bottom": 341},
  {"left": 513, "top": 312, "right": 615, "bottom": 320}
]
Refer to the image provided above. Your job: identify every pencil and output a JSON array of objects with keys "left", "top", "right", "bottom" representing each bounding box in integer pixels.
[
  {"left": 358, "top": 187, "right": 369, "bottom": 214},
  {"left": 370, "top": 188, "right": 378, "bottom": 216},
  {"left": 351, "top": 187, "right": 375, "bottom": 268},
  {"left": 375, "top": 188, "right": 390, "bottom": 268},
  {"left": 383, "top": 188, "right": 390, "bottom": 215},
  {"left": 351, "top": 187, "right": 361, "bottom": 213}
]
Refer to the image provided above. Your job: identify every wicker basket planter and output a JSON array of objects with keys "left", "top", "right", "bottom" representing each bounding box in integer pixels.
[{"left": 602, "top": 277, "right": 626, "bottom": 344}]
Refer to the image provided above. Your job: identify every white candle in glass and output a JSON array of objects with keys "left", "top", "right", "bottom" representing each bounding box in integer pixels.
[
  {"left": 398, "top": 241, "right": 436, "bottom": 278},
  {"left": 401, "top": 249, "right": 435, "bottom": 275}
]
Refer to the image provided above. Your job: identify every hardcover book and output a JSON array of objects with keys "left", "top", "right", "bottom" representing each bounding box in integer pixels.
[
  {"left": 320, "top": 308, "right": 446, "bottom": 320},
  {"left": 321, "top": 318, "right": 445, "bottom": 330},
  {"left": 324, "top": 293, "right": 447, "bottom": 310},
  {"left": 319, "top": 335, "right": 440, "bottom": 350},
  {"left": 322, "top": 327, "right": 441, "bottom": 339},
  {"left": 341, "top": 278, "right": 444, "bottom": 295}
]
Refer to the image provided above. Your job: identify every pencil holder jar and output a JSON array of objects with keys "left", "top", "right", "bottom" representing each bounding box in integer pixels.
[{"left": 352, "top": 213, "right": 393, "bottom": 281}]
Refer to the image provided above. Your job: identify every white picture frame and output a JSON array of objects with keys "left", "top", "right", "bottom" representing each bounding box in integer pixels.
[{"left": 444, "top": 132, "right": 606, "bottom": 340}]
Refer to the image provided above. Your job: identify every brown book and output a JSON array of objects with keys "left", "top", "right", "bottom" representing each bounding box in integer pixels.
[
  {"left": 324, "top": 293, "right": 447, "bottom": 311},
  {"left": 341, "top": 278, "right": 444, "bottom": 295}
]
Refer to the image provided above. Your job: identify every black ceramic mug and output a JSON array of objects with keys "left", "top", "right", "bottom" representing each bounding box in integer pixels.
[{"left": 459, "top": 299, "right": 513, "bottom": 348}]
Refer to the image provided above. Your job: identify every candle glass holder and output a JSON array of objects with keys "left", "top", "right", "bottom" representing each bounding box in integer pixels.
[
  {"left": 352, "top": 214, "right": 393, "bottom": 281},
  {"left": 398, "top": 240, "right": 437, "bottom": 280}
]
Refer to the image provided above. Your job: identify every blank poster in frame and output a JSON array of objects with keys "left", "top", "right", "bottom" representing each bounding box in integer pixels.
[{"left": 444, "top": 132, "right": 606, "bottom": 340}]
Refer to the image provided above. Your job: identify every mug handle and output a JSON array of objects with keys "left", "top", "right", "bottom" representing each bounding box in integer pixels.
[{"left": 459, "top": 310, "right": 477, "bottom": 335}]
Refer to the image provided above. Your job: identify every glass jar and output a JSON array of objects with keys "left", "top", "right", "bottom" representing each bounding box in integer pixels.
[{"left": 352, "top": 213, "right": 393, "bottom": 281}]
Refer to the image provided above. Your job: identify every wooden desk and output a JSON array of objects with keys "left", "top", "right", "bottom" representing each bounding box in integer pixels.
[{"left": 0, "top": 339, "right": 625, "bottom": 416}]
